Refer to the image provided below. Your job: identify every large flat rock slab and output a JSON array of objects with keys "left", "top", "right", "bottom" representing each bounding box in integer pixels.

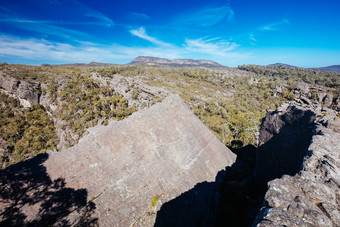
[{"left": 1, "top": 95, "right": 236, "bottom": 226}]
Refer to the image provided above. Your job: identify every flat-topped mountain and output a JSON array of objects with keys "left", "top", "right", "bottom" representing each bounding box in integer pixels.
[
  {"left": 129, "top": 56, "right": 224, "bottom": 67},
  {"left": 267, "top": 63, "right": 298, "bottom": 68}
]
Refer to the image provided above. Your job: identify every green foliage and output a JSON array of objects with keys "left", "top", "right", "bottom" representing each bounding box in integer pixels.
[
  {"left": 281, "top": 88, "right": 295, "bottom": 100},
  {"left": 151, "top": 195, "right": 159, "bottom": 207},
  {"left": 238, "top": 64, "right": 340, "bottom": 89},
  {"left": 0, "top": 92, "right": 58, "bottom": 168},
  {"left": 102, "top": 119, "right": 109, "bottom": 126},
  {"left": 1, "top": 62, "right": 338, "bottom": 167},
  {"left": 57, "top": 73, "right": 136, "bottom": 137}
]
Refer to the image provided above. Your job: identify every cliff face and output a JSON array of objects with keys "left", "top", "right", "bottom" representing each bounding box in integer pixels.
[
  {"left": 0, "top": 95, "right": 236, "bottom": 226},
  {"left": 254, "top": 105, "right": 316, "bottom": 185},
  {"left": 254, "top": 101, "right": 340, "bottom": 226}
]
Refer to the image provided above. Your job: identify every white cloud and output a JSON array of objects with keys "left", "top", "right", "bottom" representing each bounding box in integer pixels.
[
  {"left": 174, "top": 5, "right": 234, "bottom": 27},
  {"left": 259, "top": 18, "right": 290, "bottom": 31},
  {"left": 0, "top": 35, "right": 179, "bottom": 63},
  {"left": 184, "top": 38, "right": 239, "bottom": 56},
  {"left": 0, "top": 34, "right": 249, "bottom": 66},
  {"left": 130, "top": 27, "right": 172, "bottom": 47},
  {"left": 84, "top": 12, "right": 114, "bottom": 27}
]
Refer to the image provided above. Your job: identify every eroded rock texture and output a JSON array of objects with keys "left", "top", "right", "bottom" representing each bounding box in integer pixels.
[
  {"left": 0, "top": 95, "right": 236, "bottom": 226},
  {"left": 254, "top": 102, "right": 340, "bottom": 226},
  {"left": 0, "top": 75, "right": 40, "bottom": 107}
]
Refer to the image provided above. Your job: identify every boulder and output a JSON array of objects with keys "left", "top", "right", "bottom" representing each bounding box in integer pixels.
[
  {"left": 0, "top": 75, "right": 40, "bottom": 106},
  {"left": 0, "top": 95, "right": 236, "bottom": 226}
]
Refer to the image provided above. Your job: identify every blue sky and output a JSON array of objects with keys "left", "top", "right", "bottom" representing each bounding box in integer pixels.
[{"left": 0, "top": 0, "right": 339, "bottom": 67}]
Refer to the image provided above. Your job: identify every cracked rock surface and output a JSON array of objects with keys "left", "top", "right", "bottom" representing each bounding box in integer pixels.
[{"left": 254, "top": 102, "right": 340, "bottom": 227}]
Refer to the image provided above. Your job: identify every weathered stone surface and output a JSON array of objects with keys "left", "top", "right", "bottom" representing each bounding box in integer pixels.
[
  {"left": 0, "top": 75, "right": 40, "bottom": 107},
  {"left": 254, "top": 101, "right": 340, "bottom": 226},
  {"left": 0, "top": 95, "right": 236, "bottom": 226}
]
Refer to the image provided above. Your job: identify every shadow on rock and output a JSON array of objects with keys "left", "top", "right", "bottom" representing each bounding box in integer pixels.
[
  {"left": 0, "top": 153, "right": 98, "bottom": 226},
  {"left": 254, "top": 106, "right": 316, "bottom": 186},
  {"left": 217, "top": 107, "right": 316, "bottom": 227},
  {"left": 215, "top": 145, "right": 260, "bottom": 227},
  {"left": 155, "top": 107, "right": 317, "bottom": 227},
  {"left": 154, "top": 170, "right": 226, "bottom": 227}
]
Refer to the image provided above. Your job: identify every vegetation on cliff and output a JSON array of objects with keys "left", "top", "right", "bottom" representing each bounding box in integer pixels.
[{"left": 0, "top": 92, "right": 58, "bottom": 168}]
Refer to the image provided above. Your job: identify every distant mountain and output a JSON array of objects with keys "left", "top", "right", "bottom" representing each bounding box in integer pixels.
[
  {"left": 268, "top": 63, "right": 340, "bottom": 73},
  {"left": 267, "top": 63, "right": 298, "bottom": 68},
  {"left": 129, "top": 56, "right": 224, "bottom": 67},
  {"left": 315, "top": 65, "right": 340, "bottom": 73}
]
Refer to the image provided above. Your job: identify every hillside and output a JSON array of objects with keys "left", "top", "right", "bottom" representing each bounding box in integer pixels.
[
  {"left": 267, "top": 63, "right": 298, "bottom": 68},
  {"left": 316, "top": 65, "right": 340, "bottom": 73}
]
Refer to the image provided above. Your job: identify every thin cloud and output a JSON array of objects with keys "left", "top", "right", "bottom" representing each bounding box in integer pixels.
[
  {"left": 0, "top": 34, "right": 247, "bottom": 65},
  {"left": 130, "top": 27, "right": 172, "bottom": 47},
  {"left": 184, "top": 38, "right": 239, "bottom": 56},
  {"left": 174, "top": 5, "right": 234, "bottom": 27},
  {"left": 85, "top": 12, "right": 114, "bottom": 27},
  {"left": 128, "top": 12, "right": 150, "bottom": 20},
  {"left": 0, "top": 14, "right": 87, "bottom": 40},
  {"left": 50, "top": 0, "right": 114, "bottom": 27},
  {"left": 259, "top": 18, "right": 290, "bottom": 31},
  {"left": 250, "top": 34, "right": 256, "bottom": 42}
]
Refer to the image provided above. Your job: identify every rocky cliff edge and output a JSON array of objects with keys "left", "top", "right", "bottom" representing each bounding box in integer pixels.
[{"left": 254, "top": 100, "right": 340, "bottom": 226}]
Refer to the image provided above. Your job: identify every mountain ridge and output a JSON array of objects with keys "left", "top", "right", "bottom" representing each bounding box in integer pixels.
[
  {"left": 314, "top": 64, "right": 340, "bottom": 72},
  {"left": 129, "top": 56, "right": 224, "bottom": 67}
]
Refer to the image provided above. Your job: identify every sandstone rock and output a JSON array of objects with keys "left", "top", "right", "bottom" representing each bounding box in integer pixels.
[
  {"left": 0, "top": 75, "right": 40, "bottom": 106},
  {"left": 0, "top": 95, "right": 236, "bottom": 226}
]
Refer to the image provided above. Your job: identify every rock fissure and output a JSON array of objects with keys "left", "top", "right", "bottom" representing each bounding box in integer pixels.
[
  {"left": 251, "top": 101, "right": 340, "bottom": 226},
  {"left": 215, "top": 99, "right": 340, "bottom": 227}
]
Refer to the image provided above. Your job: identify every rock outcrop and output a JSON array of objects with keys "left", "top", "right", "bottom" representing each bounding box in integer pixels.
[
  {"left": 0, "top": 75, "right": 40, "bottom": 107},
  {"left": 0, "top": 95, "right": 236, "bottom": 226},
  {"left": 254, "top": 101, "right": 340, "bottom": 226}
]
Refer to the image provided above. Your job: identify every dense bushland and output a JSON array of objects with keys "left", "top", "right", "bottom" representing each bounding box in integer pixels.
[
  {"left": 0, "top": 92, "right": 58, "bottom": 168},
  {"left": 0, "top": 62, "right": 338, "bottom": 167}
]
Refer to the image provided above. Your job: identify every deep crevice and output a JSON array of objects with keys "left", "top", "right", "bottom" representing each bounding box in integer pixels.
[{"left": 155, "top": 107, "right": 316, "bottom": 227}]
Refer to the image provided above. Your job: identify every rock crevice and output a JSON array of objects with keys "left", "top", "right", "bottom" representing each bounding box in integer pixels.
[{"left": 254, "top": 101, "right": 340, "bottom": 226}]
